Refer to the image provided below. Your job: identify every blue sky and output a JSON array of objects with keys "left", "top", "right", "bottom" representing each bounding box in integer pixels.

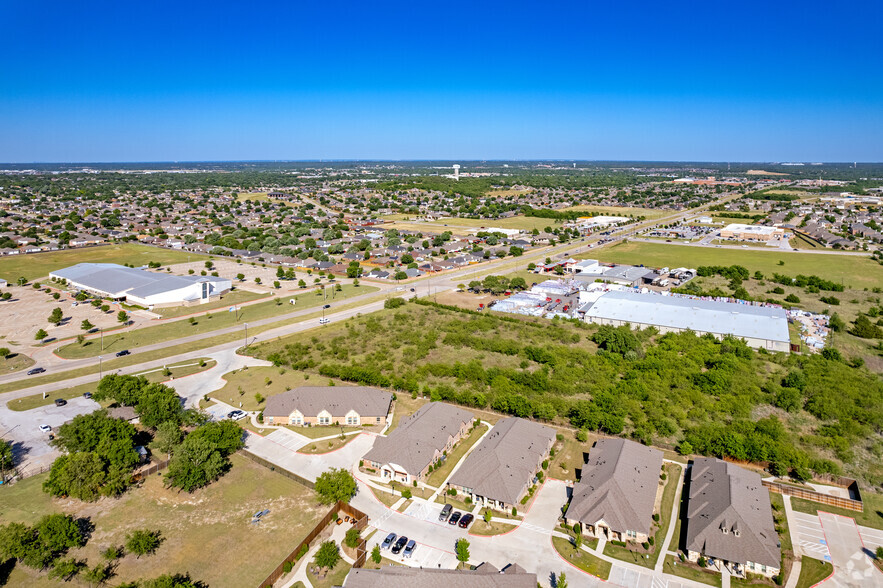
[{"left": 2, "top": 1, "right": 881, "bottom": 162}]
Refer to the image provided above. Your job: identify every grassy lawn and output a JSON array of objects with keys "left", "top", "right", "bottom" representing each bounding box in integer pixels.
[
  {"left": 551, "top": 536, "right": 612, "bottom": 580},
  {"left": 0, "top": 352, "right": 35, "bottom": 374},
  {"left": 387, "top": 394, "right": 429, "bottom": 433},
  {"left": 441, "top": 494, "right": 475, "bottom": 514},
  {"left": 791, "top": 493, "right": 883, "bottom": 531},
  {"left": 469, "top": 521, "right": 518, "bottom": 536},
  {"left": 153, "top": 288, "right": 266, "bottom": 318},
  {"left": 370, "top": 480, "right": 434, "bottom": 500},
  {"left": 298, "top": 433, "right": 357, "bottom": 454},
  {"left": 306, "top": 558, "right": 351, "bottom": 588},
  {"left": 369, "top": 486, "right": 402, "bottom": 508},
  {"left": 55, "top": 284, "right": 376, "bottom": 359},
  {"left": 795, "top": 558, "right": 834, "bottom": 588},
  {"left": 0, "top": 243, "right": 211, "bottom": 282},
  {"left": 550, "top": 432, "right": 593, "bottom": 482},
  {"left": 588, "top": 241, "right": 883, "bottom": 289},
  {"left": 0, "top": 454, "right": 325, "bottom": 588},
  {"left": 425, "top": 423, "right": 488, "bottom": 488},
  {"left": 212, "top": 365, "right": 315, "bottom": 411},
  {"left": 479, "top": 506, "right": 522, "bottom": 522},
  {"left": 396, "top": 499, "right": 412, "bottom": 513},
  {"left": 6, "top": 359, "right": 215, "bottom": 411},
  {"left": 662, "top": 555, "right": 722, "bottom": 587}
]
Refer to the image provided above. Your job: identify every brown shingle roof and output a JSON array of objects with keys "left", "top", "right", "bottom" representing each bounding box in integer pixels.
[
  {"left": 448, "top": 417, "right": 555, "bottom": 505},
  {"left": 567, "top": 438, "right": 663, "bottom": 535},
  {"left": 363, "top": 402, "right": 473, "bottom": 476},
  {"left": 263, "top": 386, "right": 391, "bottom": 419},
  {"left": 685, "top": 458, "right": 781, "bottom": 568}
]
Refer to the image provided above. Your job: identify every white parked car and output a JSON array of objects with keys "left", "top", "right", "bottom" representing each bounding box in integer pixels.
[
  {"left": 227, "top": 410, "right": 247, "bottom": 421},
  {"left": 39, "top": 424, "right": 52, "bottom": 433},
  {"left": 319, "top": 317, "right": 330, "bottom": 325}
]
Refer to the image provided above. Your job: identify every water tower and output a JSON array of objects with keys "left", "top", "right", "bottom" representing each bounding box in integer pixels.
[{"left": 452, "top": 164, "right": 460, "bottom": 180}]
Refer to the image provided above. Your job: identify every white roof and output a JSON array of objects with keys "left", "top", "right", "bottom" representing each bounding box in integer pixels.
[
  {"left": 722, "top": 223, "right": 779, "bottom": 234},
  {"left": 584, "top": 291, "right": 789, "bottom": 343}
]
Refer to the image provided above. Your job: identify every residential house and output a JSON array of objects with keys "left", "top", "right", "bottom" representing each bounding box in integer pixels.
[
  {"left": 565, "top": 438, "right": 663, "bottom": 543},
  {"left": 447, "top": 417, "right": 555, "bottom": 512},
  {"left": 263, "top": 386, "right": 392, "bottom": 427},
  {"left": 685, "top": 457, "right": 781, "bottom": 578},
  {"left": 363, "top": 402, "right": 474, "bottom": 484}
]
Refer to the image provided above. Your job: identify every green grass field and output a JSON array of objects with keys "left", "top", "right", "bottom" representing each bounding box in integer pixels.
[
  {"left": 0, "top": 454, "right": 324, "bottom": 588},
  {"left": 0, "top": 243, "right": 211, "bottom": 282},
  {"left": 55, "top": 284, "right": 376, "bottom": 359},
  {"left": 795, "top": 558, "right": 833, "bottom": 588},
  {"left": 551, "top": 535, "right": 612, "bottom": 580},
  {"left": 590, "top": 241, "right": 883, "bottom": 289},
  {"left": 0, "top": 352, "right": 35, "bottom": 374}
]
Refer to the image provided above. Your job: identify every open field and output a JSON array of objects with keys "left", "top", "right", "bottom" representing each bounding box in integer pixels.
[
  {"left": 0, "top": 454, "right": 325, "bottom": 588},
  {"left": 561, "top": 204, "right": 667, "bottom": 220},
  {"left": 589, "top": 241, "right": 883, "bottom": 289},
  {"left": 0, "top": 243, "right": 211, "bottom": 282},
  {"left": 795, "top": 558, "right": 833, "bottom": 588},
  {"left": 6, "top": 358, "right": 215, "bottom": 411},
  {"left": 551, "top": 535, "right": 612, "bottom": 580},
  {"left": 387, "top": 214, "right": 563, "bottom": 235},
  {"left": 55, "top": 284, "right": 376, "bottom": 359},
  {"left": 153, "top": 288, "right": 266, "bottom": 318}
]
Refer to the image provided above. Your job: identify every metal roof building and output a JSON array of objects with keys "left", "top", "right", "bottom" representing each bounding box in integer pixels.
[
  {"left": 50, "top": 263, "right": 231, "bottom": 308},
  {"left": 583, "top": 290, "right": 790, "bottom": 352}
]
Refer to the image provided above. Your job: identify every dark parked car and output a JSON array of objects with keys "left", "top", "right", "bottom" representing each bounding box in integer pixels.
[
  {"left": 115, "top": 349, "right": 130, "bottom": 357},
  {"left": 83, "top": 392, "right": 92, "bottom": 399},
  {"left": 27, "top": 367, "right": 46, "bottom": 375},
  {"left": 448, "top": 511, "right": 462, "bottom": 526},
  {"left": 439, "top": 504, "right": 452, "bottom": 522},
  {"left": 381, "top": 533, "right": 396, "bottom": 550},
  {"left": 458, "top": 513, "right": 474, "bottom": 529},
  {"left": 54, "top": 398, "right": 67, "bottom": 407},
  {"left": 391, "top": 536, "right": 408, "bottom": 555}
]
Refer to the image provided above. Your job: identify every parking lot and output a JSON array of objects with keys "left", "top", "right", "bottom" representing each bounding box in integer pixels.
[
  {"left": 0, "top": 395, "right": 98, "bottom": 474},
  {"left": 243, "top": 428, "right": 376, "bottom": 482}
]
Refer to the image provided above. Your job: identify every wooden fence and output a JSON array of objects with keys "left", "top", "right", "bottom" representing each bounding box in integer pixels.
[
  {"left": 762, "top": 479, "right": 863, "bottom": 512},
  {"left": 239, "top": 449, "right": 314, "bottom": 489},
  {"left": 258, "top": 500, "right": 368, "bottom": 588},
  {"left": 132, "top": 458, "right": 170, "bottom": 482}
]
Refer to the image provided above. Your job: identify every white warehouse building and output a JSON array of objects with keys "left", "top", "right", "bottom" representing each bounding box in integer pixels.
[
  {"left": 50, "top": 263, "right": 232, "bottom": 308},
  {"left": 583, "top": 290, "right": 790, "bottom": 352}
]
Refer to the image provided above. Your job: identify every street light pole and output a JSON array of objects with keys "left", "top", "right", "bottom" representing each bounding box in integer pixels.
[{"left": 244, "top": 323, "right": 248, "bottom": 348}]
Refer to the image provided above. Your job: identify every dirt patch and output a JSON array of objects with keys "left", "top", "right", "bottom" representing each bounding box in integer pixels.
[{"left": 746, "top": 170, "right": 789, "bottom": 176}]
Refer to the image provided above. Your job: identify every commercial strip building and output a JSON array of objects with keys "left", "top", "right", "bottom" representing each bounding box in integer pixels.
[
  {"left": 720, "top": 223, "right": 786, "bottom": 242},
  {"left": 565, "top": 438, "right": 663, "bottom": 543},
  {"left": 343, "top": 563, "right": 536, "bottom": 587},
  {"left": 363, "top": 402, "right": 474, "bottom": 484},
  {"left": 447, "top": 417, "right": 555, "bottom": 512},
  {"left": 263, "top": 386, "right": 392, "bottom": 427},
  {"left": 582, "top": 290, "right": 791, "bottom": 352},
  {"left": 49, "top": 263, "right": 231, "bottom": 308},
  {"left": 685, "top": 458, "right": 781, "bottom": 578}
]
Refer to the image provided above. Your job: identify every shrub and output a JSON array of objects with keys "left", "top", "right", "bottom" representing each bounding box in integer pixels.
[
  {"left": 344, "top": 527, "right": 361, "bottom": 549},
  {"left": 283, "top": 561, "right": 293, "bottom": 573},
  {"left": 576, "top": 429, "right": 588, "bottom": 442},
  {"left": 401, "top": 489, "right": 412, "bottom": 499},
  {"left": 648, "top": 536, "right": 654, "bottom": 546},
  {"left": 642, "top": 541, "right": 650, "bottom": 550}
]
